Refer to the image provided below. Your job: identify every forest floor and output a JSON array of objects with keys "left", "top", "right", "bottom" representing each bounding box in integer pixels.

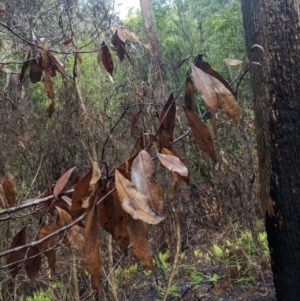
[{"left": 115, "top": 226, "right": 276, "bottom": 301}]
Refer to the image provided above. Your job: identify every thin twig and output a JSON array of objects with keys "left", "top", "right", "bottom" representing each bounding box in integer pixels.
[{"left": 24, "top": 157, "right": 43, "bottom": 199}]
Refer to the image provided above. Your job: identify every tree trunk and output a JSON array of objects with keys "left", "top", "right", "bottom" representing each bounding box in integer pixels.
[
  {"left": 241, "top": 1, "right": 300, "bottom": 300},
  {"left": 140, "top": 0, "right": 165, "bottom": 91}
]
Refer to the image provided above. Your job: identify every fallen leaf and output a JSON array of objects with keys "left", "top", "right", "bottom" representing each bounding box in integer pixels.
[
  {"left": 115, "top": 170, "right": 165, "bottom": 224},
  {"left": 53, "top": 167, "right": 76, "bottom": 199},
  {"left": 183, "top": 107, "right": 216, "bottom": 161}
]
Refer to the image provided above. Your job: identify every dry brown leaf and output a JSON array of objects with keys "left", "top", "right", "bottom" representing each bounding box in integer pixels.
[
  {"left": 209, "top": 76, "right": 240, "bottom": 124},
  {"left": 2, "top": 177, "right": 16, "bottom": 208},
  {"left": 131, "top": 110, "right": 142, "bottom": 134},
  {"left": 183, "top": 107, "right": 216, "bottom": 162},
  {"left": 117, "top": 27, "right": 126, "bottom": 43},
  {"left": 47, "top": 51, "right": 67, "bottom": 80},
  {"left": 44, "top": 71, "right": 54, "bottom": 100},
  {"left": 127, "top": 217, "right": 153, "bottom": 269},
  {"left": 224, "top": 58, "right": 244, "bottom": 66},
  {"left": 24, "top": 246, "right": 41, "bottom": 283},
  {"left": 54, "top": 167, "right": 76, "bottom": 199},
  {"left": 158, "top": 93, "right": 176, "bottom": 148},
  {"left": 191, "top": 65, "right": 217, "bottom": 113},
  {"left": 98, "top": 42, "right": 114, "bottom": 75},
  {"left": 131, "top": 150, "right": 164, "bottom": 214},
  {"left": 62, "top": 38, "right": 72, "bottom": 46},
  {"left": 98, "top": 186, "right": 130, "bottom": 253},
  {"left": 125, "top": 29, "right": 141, "bottom": 43},
  {"left": 117, "top": 152, "right": 139, "bottom": 181},
  {"left": 250, "top": 44, "right": 265, "bottom": 54},
  {"left": 83, "top": 192, "right": 102, "bottom": 299},
  {"left": 37, "top": 222, "right": 57, "bottom": 272},
  {"left": 157, "top": 153, "right": 189, "bottom": 178},
  {"left": 194, "top": 56, "right": 235, "bottom": 97},
  {"left": 56, "top": 206, "right": 84, "bottom": 251},
  {"left": 71, "top": 162, "right": 101, "bottom": 212},
  {"left": 6, "top": 227, "right": 27, "bottom": 277},
  {"left": 111, "top": 30, "right": 125, "bottom": 61},
  {"left": 185, "top": 76, "right": 196, "bottom": 111},
  {"left": 30, "top": 59, "right": 42, "bottom": 83},
  {"left": 115, "top": 169, "right": 165, "bottom": 225}
]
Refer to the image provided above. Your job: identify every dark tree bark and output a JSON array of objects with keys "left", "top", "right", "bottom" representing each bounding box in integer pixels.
[{"left": 241, "top": 1, "right": 300, "bottom": 300}]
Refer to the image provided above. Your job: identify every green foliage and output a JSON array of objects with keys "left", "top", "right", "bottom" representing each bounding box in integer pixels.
[{"left": 25, "top": 291, "right": 51, "bottom": 301}]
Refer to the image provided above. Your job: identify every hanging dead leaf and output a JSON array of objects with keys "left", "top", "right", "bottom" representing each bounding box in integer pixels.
[
  {"left": 191, "top": 65, "right": 217, "bottom": 113},
  {"left": 131, "top": 110, "right": 142, "bottom": 134},
  {"left": 98, "top": 42, "right": 114, "bottom": 75},
  {"left": 71, "top": 162, "right": 101, "bottom": 212},
  {"left": 83, "top": 192, "right": 102, "bottom": 300},
  {"left": 194, "top": 55, "right": 235, "bottom": 97},
  {"left": 56, "top": 206, "right": 84, "bottom": 251},
  {"left": 125, "top": 29, "right": 141, "bottom": 43},
  {"left": 2, "top": 177, "right": 16, "bottom": 208},
  {"left": 53, "top": 167, "right": 76, "bottom": 199},
  {"left": 183, "top": 107, "right": 216, "bottom": 162},
  {"left": 157, "top": 153, "right": 188, "bottom": 178},
  {"left": 127, "top": 217, "right": 153, "bottom": 269},
  {"left": 115, "top": 170, "right": 164, "bottom": 224},
  {"left": 224, "top": 58, "right": 244, "bottom": 66},
  {"left": 117, "top": 27, "right": 126, "bottom": 43},
  {"left": 24, "top": 246, "right": 41, "bottom": 283},
  {"left": 111, "top": 30, "right": 125, "bottom": 61},
  {"left": 29, "top": 59, "right": 42, "bottom": 83},
  {"left": 6, "top": 227, "right": 27, "bottom": 277},
  {"left": 131, "top": 150, "right": 164, "bottom": 214},
  {"left": 44, "top": 71, "right": 54, "bottom": 100},
  {"left": 117, "top": 152, "right": 139, "bottom": 181},
  {"left": 47, "top": 51, "right": 67, "bottom": 80},
  {"left": 184, "top": 76, "right": 196, "bottom": 111},
  {"left": 62, "top": 38, "right": 72, "bottom": 46},
  {"left": 37, "top": 222, "right": 57, "bottom": 272},
  {"left": 158, "top": 93, "right": 176, "bottom": 148},
  {"left": 98, "top": 186, "right": 130, "bottom": 253},
  {"left": 209, "top": 76, "right": 240, "bottom": 124}
]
